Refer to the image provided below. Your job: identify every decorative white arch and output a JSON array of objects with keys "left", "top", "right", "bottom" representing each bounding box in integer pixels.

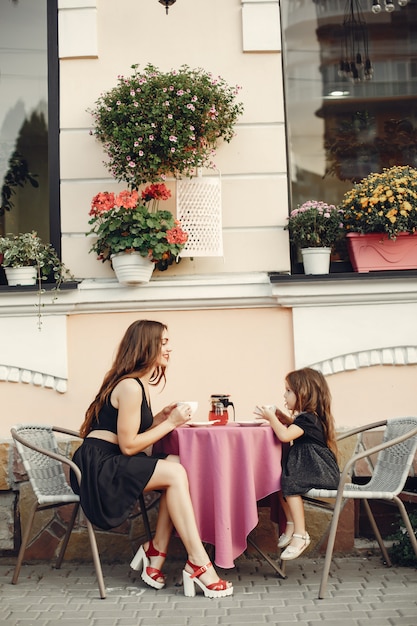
[
  {"left": 310, "top": 346, "right": 417, "bottom": 375},
  {"left": 0, "top": 365, "right": 67, "bottom": 393},
  {"left": 0, "top": 315, "right": 68, "bottom": 393}
]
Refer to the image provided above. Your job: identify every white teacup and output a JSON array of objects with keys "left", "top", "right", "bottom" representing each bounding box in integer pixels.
[
  {"left": 178, "top": 401, "right": 198, "bottom": 417},
  {"left": 253, "top": 404, "right": 276, "bottom": 416}
]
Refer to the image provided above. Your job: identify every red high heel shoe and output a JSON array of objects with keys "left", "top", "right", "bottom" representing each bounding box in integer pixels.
[
  {"left": 182, "top": 560, "right": 233, "bottom": 598},
  {"left": 130, "top": 540, "right": 167, "bottom": 590}
]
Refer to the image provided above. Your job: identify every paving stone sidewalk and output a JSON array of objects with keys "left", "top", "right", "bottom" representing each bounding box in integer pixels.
[{"left": 1, "top": 554, "right": 416, "bottom": 626}]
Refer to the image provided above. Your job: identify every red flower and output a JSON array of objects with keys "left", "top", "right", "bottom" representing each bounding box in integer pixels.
[
  {"left": 166, "top": 221, "right": 188, "bottom": 245},
  {"left": 115, "top": 189, "right": 139, "bottom": 209},
  {"left": 89, "top": 192, "right": 116, "bottom": 216},
  {"left": 141, "top": 183, "right": 172, "bottom": 203}
]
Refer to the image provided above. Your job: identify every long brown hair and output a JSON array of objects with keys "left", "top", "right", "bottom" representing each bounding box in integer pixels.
[
  {"left": 286, "top": 367, "right": 338, "bottom": 457},
  {"left": 79, "top": 319, "right": 168, "bottom": 438}
]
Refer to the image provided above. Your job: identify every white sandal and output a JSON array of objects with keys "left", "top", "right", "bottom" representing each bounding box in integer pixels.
[
  {"left": 280, "top": 532, "right": 311, "bottom": 560},
  {"left": 277, "top": 521, "right": 294, "bottom": 548}
]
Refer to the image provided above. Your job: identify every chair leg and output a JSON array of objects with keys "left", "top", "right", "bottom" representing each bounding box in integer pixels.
[
  {"left": 139, "top": 494, "right": 152, "bottom": 542},
  {"left": 55, "top": 503, "right": 79, "bottom": 569},
  {"left": 362, "top": 499, "right": 392, "bottom": 566},
  {"left": 12, "top": 500, "right": 38, "bottom": 585},
  {"left": 318, "top": 495, "right": 345, "bottom": 599},
  {"left": 85, "top": 518, "right": 107, "bottom": 599},
  {"left": 393, "top": 496, "right": 417, "bottom": 560}
]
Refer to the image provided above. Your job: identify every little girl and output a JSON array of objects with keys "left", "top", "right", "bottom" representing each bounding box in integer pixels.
[{"left": 257, "top": 367, "right": 340, "bottom": 560}]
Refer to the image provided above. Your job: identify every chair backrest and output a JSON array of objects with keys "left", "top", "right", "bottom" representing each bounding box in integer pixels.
[
  {"left": 11, "top": 424, "right": 79, "bottom": 505},
  {"left": 363, "top": 417, "right": 417, "bottom": 495}
]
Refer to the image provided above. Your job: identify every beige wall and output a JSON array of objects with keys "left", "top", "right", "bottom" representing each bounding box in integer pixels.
[
  {"left": 59, "top": 0, "right": 290, "bottom": 281},
  {"left": 2, "top": 306, "right": 417, "bottom": 439},
  {"left": 1, "top": 308, "right": 293, "bottom": 437}
]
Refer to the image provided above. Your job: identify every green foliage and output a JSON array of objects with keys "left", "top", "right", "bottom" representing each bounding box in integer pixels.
[
  {"left": 90, "top": 63, "right": 243, "bottom": 187},
  {"left": 388, "top": 509, "right": 417, "bottom": 567},
  {"left": 339, "top": 165, "right": 417, "bottom": 239},
  {"left": 0, "top": 231, "right": 73, "bottom": 283}
]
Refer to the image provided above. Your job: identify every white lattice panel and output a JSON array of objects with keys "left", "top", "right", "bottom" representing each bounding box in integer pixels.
[{"left": 176, "top": 175, "right": 223, "bottom": 257}]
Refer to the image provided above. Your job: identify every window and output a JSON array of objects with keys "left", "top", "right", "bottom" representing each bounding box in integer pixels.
[
  {"left": 0, "top": 0, "right": 59, "bottom": 253},
  {"left": 280, "top": 0, "right": 417, "bottom": 269}
]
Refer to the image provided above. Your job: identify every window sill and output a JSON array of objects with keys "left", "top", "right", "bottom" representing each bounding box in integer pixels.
[{"left": 269, "top": 270, "right": 417, "bottom": 307}]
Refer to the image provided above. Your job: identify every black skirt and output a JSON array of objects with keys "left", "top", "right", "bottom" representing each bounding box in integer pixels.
[
  {"left": 281, "top": 442, "right": 340, "bottom": 497},
  {"left": 70, "top": 437, "right": 167, "bottom": 530}
]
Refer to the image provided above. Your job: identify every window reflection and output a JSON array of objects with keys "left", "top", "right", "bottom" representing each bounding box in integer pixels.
[
  {"left": 0, "top": 0, "right": 48, "bottom": 240},
  {"left": 280, "top": 0, "right": 417, "bottom": 208}
]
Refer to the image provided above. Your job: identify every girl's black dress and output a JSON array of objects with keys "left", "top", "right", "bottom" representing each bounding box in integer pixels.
[
  {"left": 70, "top": 378, "right": 166, "bottom": 530},
  {"left": 281, "top": 412, "right": 340, "bottom": 497}
]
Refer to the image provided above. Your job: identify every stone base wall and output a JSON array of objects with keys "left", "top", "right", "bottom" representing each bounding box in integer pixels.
[{"left": 0, "top": 428, "right": 413, "bottom": 565}]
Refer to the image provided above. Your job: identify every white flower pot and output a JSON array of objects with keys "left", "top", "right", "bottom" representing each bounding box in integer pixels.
[
  {"left": 4, "top": 266, "right": 37, "bottom": 286},
  {"left": 301, "top": 247, "right": 331, "bottom": 275},
  {"left": 111, "top": 252, "right": 154, "bottom": 285}
]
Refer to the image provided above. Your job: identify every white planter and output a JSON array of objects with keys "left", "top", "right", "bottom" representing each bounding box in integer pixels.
[
  {"left": 111, "top": 252, "right": 154, "bottom": 285},
  {"left": 301, "top": 247, "right": 331, "bottom": 275},
  {"left": 4, "top": 266, "right": 37, "bottom": 286}
]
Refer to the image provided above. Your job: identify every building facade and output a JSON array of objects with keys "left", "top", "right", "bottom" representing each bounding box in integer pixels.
[{"left": 1, "top": 0, "right": 416, "bottom": 556}]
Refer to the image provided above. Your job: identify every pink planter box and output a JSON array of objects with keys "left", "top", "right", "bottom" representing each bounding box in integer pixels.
[{"left": 346, "top": 232, "right": 417, "bottom": 272}]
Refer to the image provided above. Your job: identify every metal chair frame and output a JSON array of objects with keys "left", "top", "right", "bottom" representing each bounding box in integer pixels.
[
  {"left": 305, "top": 417, "right": 417, "bottom": 599},
  {"left": 11, "top": 424, "right": 154, "bottom": 599}
]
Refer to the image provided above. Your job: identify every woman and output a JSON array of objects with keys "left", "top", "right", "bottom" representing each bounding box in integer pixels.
[{"left": 70, "top": 319, "right": 233, "bottom": 598}]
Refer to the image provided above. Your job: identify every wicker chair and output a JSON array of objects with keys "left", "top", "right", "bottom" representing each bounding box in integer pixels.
[
  {"left": 305, "top": 416, "right": 417, "bottom": 599},
  {"left": 11, "top": 424, "right": 154, "bottom": 599}
]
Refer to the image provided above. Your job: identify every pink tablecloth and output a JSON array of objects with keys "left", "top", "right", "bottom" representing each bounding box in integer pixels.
[{"left": 153, "top": 423, "right": 282, "bottom": 569}]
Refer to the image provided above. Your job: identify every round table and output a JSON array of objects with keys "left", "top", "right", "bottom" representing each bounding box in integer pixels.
[{"left": 153, "top": 423, "right": 282, "bottom": 568}]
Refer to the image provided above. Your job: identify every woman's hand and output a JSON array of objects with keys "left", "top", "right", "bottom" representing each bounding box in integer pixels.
[{"left": 164, "top": 402, "right": 192, "bottom": 428}]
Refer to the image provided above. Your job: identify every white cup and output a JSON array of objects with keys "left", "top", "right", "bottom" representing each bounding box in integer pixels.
[{"left": 178, "top": 401, "right": 198, "bottom": 417}]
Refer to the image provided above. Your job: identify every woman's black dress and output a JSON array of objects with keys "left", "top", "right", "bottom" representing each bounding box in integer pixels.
[
  {"left": 70, "top": 379, "right": 166, "bottom": 530},
  {"left": 281, "top": 412, "right": 340, "bottom": 497}
]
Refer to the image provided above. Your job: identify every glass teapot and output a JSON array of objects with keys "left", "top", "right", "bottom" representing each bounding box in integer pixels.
[{"left": 208, "top": 394, "right": 235, "bottom": 424}]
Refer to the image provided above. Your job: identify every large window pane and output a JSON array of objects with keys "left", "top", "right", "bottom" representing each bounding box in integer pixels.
[
  {"left": 0, "top": 0, "right": 49, "bottom": 240},
  {"left": 280, "top": 0, "right": 417, "bottom": 222}
]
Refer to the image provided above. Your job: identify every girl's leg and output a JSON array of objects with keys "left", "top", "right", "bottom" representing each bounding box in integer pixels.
[
  {"left": 280, "top": 495, "right": 310, "bottom": 560},
  {"left": 285, "top": 494, "right": 306, "bottom": 539},
  {"left": 277, "top": 491, "right": 294, "bottom": 547},
  {"left": 278, "top": 491, "right": 294, "bottom": 533},
  {"left": 145, "top": 459, "right": 231, "bottom": 589}
]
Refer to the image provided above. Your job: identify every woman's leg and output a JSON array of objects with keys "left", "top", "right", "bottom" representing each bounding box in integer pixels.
[{"left": 145, "top": 459, "right": 231, "bottom": 588}]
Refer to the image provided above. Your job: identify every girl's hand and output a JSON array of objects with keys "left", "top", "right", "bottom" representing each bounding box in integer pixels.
[{"left": 254, "top": 405, "right": 276, "bottom": 423}]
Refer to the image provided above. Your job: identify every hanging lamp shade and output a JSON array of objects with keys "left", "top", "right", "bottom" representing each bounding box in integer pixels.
[{"left": 159, "top": 0, "right": 176, "bottom": 15}]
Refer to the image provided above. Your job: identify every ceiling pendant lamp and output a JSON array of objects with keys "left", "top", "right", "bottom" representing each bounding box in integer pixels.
[
  {"left": 371, "top": 0, "right": 409, "bottom": 13},
  {"left": 159, "top": 0, "right": 176, "bottom": 15}
]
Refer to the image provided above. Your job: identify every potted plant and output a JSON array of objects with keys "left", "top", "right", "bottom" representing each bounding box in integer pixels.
[
  {"left": 0, "top": 231, "right": 74, "bottom": 329},
  {"left": 0, "top": 231, "right": 73, "bottom": 287},
  {"left": 285, "top": 200, "right": 344, "bottom": 274},
  {"left": 87, "top": 184, "right": 188, "bottom": 284},
  {"left": 89, "top": 63, "right": 244, "bottom": 188},
  {"left": 339, "top": 165, "right": 417, "bottom": 272}
]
